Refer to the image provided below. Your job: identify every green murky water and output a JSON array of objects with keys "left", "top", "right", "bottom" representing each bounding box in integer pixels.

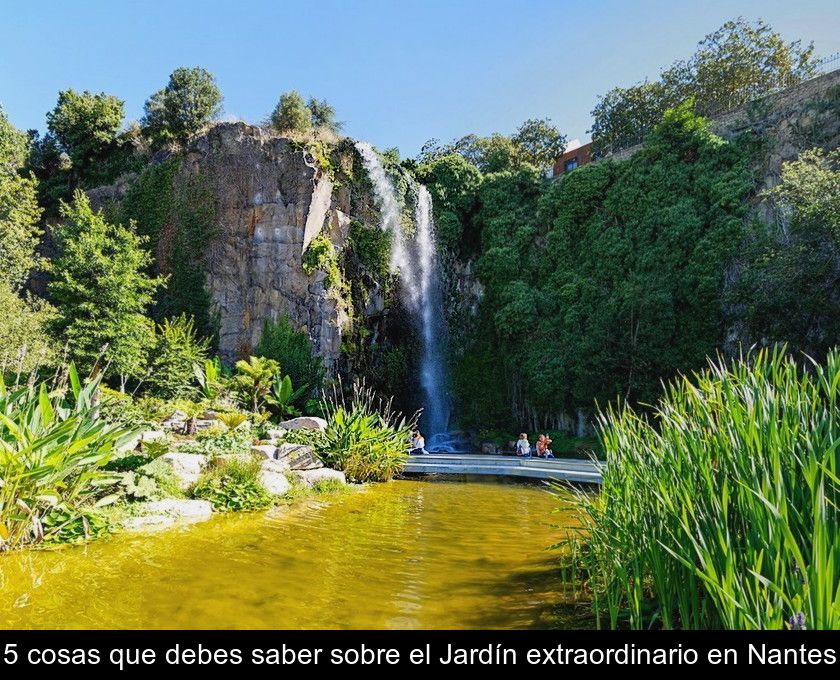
[{"left": 0, "top": 477, "right": 587, "bottom": 629}]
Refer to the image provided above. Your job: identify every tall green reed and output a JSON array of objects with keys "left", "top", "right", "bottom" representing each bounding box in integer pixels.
[{"left": 567, "top": 347, "right": 840, "bottom": 629}]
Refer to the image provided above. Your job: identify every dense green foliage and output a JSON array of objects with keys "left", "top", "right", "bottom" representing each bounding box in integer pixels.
[
  {"left": 307, "top": 97, "right": 343, "bottom": 134},
  {"left": 233, "top": 356, "right": 280, "bottom": 413},
  {"left": 146, "top": 315, "right": 210, "bottom": 398},
  {"left": 590, "top": 18, "right": 816, "bottom": 153},
  {"left": 255, "top": 316, "right": 324, "bottom": 397},
  {"left": 0, "top": 107, "right": 42, "bottom": 290},
  {"left": 49, "top": 192, "right": 164, "bottom": 385},
  {"left": 567, "top": 348, "right": 840, "bottom": 630},
  {"left": 431, "top": 105, "right": 754, "bottom": 428},
  {"left": 191, "top": 459, "right": 274, "bottom": 512},
  {"left": 348, "top": 219, "right": 392, "bottom": 278},
  {"left": 302, "top": 233, "right": 342, "bottom": 290},
  {"left": 0, "top": 366, "right": 132, "bottom": 550},
  {"left": 734, "top": 148, "right": 840, "bottom": 356},
  {"left": 142, "top": 67, "right": 223, "bottom": 148},
  {"left": 418, "top": 117, "right": 565, "bottom": 174},
  {"left": 319, "top": 382, "right": 417, "bottom": 482},
  {"left": 269, "top": 90, "right": 311, "bottom": 134},
  {"left": 0, "top": 283, "right": 56, "bottom": 374},
  {"left": 157, "top": 170, "right": 218, "bottom": 338},
  {"left": 120, "top": 156, "right": 179, "bottom": 244}
]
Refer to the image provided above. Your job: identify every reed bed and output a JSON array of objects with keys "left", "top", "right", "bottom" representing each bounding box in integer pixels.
[{"left": 567, "top": 347, "right": 840, "bottom": 629}]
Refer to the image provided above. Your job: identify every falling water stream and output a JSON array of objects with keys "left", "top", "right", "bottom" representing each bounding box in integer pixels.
[{"left": 355, "top": 143, "right": 450, "bottom": 440}]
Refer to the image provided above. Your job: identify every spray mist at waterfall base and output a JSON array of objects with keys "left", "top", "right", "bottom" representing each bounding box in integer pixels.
[{"left": 355, "top": 142, "right": 454, "bottom": 446}]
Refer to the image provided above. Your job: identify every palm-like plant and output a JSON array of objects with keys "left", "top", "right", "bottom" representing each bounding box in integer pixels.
[
  {"left": 0, "top": 365, "right": 134, "bottom": 550},
  {"left": 264, "top": 375, "right": 308, "bottom": 419},
  {"left": 193, "top": 356, "right": 228, "bottom": 400},
  {"left": 233, "top": 356, "right": 280, "bottom": 413}
]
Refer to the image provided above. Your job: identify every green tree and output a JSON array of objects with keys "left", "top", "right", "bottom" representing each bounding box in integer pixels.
[
  {"left": 734, "top": 148, "right": 840, "bottom": 357},
  {"left": 0, "top": 107, "right": 42, "bottom": 289},
  {"left": 511, "top": 118, "right": 567, "bottom": 171},
  {"left": 147, "top": 315, "right": 210, "bottom": 398},
  {"left": 49, "top": 192, "right": 164, "bottom": 387},
  {"left": 45, "top": 89, "right": 126, "bottom": 187},
  {"left": 255, "top": 316, "right": 324, "bottom": 396},
  {"left": 307, "top": 96, "right": 342, "bottom": 133},
  {"left": 142, "top": 67, "right": 223, "bottom": 147},
  {"left": 416, "top": 153, "right": 482, "bottom": 252},
  {"left": 0, "top": 281, "right": 56, "bottom": 375},
  {"left": 590, "top": 18, "right": 816, "bottom": 152},
  {"left": 269, "top": 90, "right": 311, "bottom": 134}
]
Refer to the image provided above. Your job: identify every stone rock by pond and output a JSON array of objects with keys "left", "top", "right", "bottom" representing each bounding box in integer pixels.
[
  {"left": 260, "top": 461, "right": 292, "bottom": 495},
  {"left": 277, "top": 416, "right": 327, "bottom": 432},
  {"left": 142, "top": 499, "right": 213, "bottom": 519},
  {"left": 480, "top": 441, "right": 501, "bottom": 455},
  {"left": 293, "top": 468, "right": 346, "bottom": 487},
  {"left": 117, "top": 429, "right": 167, "bottom": 453},
  {"left": 158, "top": 453, "right": 208, "bottom": 489},
  {"left": 122, "top": 514, "right": 177, "bottom": 531},
  {"left": 122, "top": 499, "right": 213, "bottom": 531},
  {"left": 161, "top": 409, "right": 189, "bottom": 429},
  {"left": 251, "top": 444, "right": 277, "bottom": 460},
  {"left": 276, "top": 443, "right": 323, "bottom": 470}
]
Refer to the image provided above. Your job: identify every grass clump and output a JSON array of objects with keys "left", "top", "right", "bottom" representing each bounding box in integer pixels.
[
  {"left": 191, "top": 459, "right": 273, "bottom": 512},
  {"left": 566, "top": 347, "right": 840, "bottom": 630}
]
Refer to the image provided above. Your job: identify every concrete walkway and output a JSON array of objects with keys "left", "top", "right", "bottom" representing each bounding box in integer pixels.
[{"left": 402, "top": 453, "right": 603, "bottom": 484}]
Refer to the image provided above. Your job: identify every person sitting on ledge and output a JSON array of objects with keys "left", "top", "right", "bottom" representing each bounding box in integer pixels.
[
  {"left": 543, "top": 434, "right": 555, "bottom": 459},
  {"left": 535, "top": 434, "right": 547, "bottom": 457},
  {"left": 410, "top": 429, "right": 427, "bottom": 455},
  {"left": 515, "top": 432, "right": 531, "bottom": 457}
]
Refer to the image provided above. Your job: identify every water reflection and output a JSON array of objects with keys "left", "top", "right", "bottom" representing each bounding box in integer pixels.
[{"left": 0, "top": 478, "right": 588, "bottom": 629}]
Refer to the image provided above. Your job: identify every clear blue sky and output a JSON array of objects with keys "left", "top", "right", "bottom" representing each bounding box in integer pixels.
[{"left": 2, "top": 0, "right": 838, "bottom": 156}]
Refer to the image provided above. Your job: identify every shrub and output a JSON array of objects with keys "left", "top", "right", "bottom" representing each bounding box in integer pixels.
[
  {"left": 255, "top": 317, "right": 324, "bottom": 397},
  {"left": 0, "top": 365, "right": 133, "bottom": 550},
  {"left": 0, "top": 282, "right": 57, "bottom": 375},
  {"left": 302, "top": 234, "right": 341, "bottom": 290},
  {"left": 233, "top": 356, "right": 279, "bottom": 413},
  {"left": 348, "top": 219, "right": 392, "bottom": 279},
  {"left": 319, "top": 381, "right": 418, "bottom": 482},
  {"left": 566, "top": 347, "right": 840, "bottom": 630},
  {"left": 191, "top": 459, "right": 273, "bottom": 512},
  {"left": 147, "top": 315, "right": 210, "bottom": 398}
]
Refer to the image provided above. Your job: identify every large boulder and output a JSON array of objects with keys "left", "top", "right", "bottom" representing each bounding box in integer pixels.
[
  {"left": 158, "top": 453, "right": 208, "bottom": 489},
  {"left": 140, "top": 499, "right": 213, "bottom": 520},
  {"left": 276, "top": 443, "right": 323, "bottom": 470},
  {"left": 251, "top": 444, "right": 277, "bottom": 460},
  {"left": 116, "top": 429, "right": 166, "bottom": 453},
  {"left": 260, "top": 460, "right": 292, "bottom": 496},
  {"left": 277, "top": 416, "right": 327, "bottom": 432},
  {"left": 123, "top": 499, "right": 213, "bottom": 530},
  {"left": 293, "top": 468, "right": 346, "bottom": 487}
]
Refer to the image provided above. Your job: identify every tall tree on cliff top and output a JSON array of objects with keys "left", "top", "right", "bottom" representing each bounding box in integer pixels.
[
  {"left": 307, "top": 96, "right": 343, "bottom": 134},
  {"left": 50, "top": 192, "right": 164, "bottom": 388},
  {"left": 269, "top": 90, "right": 311, "bottom": 134},
  {"left": 590, "top": 17, "right": 817, "bottom": 153},
  {"left": 143, "top": 67, "right": 223, "bottom": 148}
]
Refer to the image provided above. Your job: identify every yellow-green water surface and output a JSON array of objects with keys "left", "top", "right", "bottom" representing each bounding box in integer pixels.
[{"left": 0, "top": 477, "right": 586, "bottom": 629}]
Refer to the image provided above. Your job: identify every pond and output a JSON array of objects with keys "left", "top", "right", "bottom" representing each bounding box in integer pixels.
[{"left": 0, "top": 477, "right": 589, "bottom": 629}]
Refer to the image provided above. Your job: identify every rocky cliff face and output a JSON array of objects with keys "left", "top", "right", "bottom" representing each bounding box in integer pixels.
[{"left": 178, "top": 123, "right": 350, "bottom": 372}]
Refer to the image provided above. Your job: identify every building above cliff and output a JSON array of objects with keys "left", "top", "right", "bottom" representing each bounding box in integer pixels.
[{"left": 552, "top": 139, "right": 593, "bottom": 178}]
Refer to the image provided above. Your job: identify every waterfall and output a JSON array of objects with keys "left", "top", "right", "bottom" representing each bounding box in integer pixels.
[{"left": 355, "top": 142, "right": 450, "bottom": 440}]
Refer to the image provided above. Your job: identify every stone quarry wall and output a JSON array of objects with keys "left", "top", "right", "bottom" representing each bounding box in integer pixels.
[{"left": 180, "top": 123, "right": 350, "bottom": 373}]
